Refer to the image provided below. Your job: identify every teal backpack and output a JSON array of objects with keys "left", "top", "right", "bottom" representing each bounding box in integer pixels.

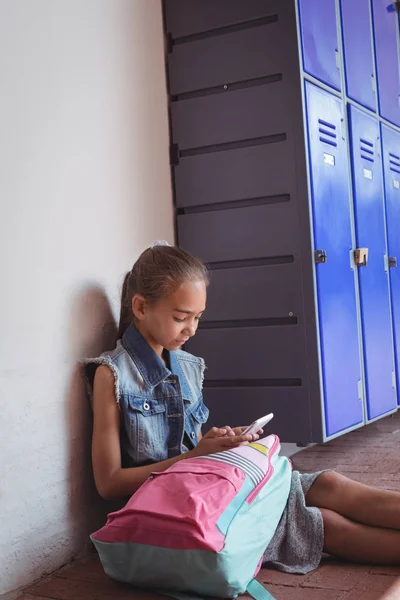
[{"left": 91, "top": 434, "right": 292, "bottom": 600}]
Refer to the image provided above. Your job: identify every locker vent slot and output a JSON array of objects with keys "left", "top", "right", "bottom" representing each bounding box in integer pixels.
[
  {"left": 170, "top": 14, "right": 278, "bottom": 47},
  {"left": 203, "top": 378, "right": 302, "bottom": 389},
  {"left": 318, "top": 119, "right": 336, "bottom": 130},
  {"left": 180, "top": 133, "right": 286, "bottom": 158},
  {"left": 389, "top": 152, "right": 400, "bottom": 173},
  {"left": 360, "top": 137, "right": 375, "bottom": 163},
  {"left": 171, "top": 73, "right": 282, "bottom": 102},
  {"left": 199, "top": 317, "right": 298, "bottom": 330},
  {"left": 209, "top": 255, "right": 294, "bottom": 270},
  {"left": 360, "top": 138, "right": 374, "bottom": 147},
  {"left": 318, "top": 119, "right": 337, "bottom": 147},
  {"left": 177, "top": 194, "right": 289, "bottom": 215},
  {"left": 319, "top": 138, "right": 337, "bottom": 148},
  {"left": 319, "top": 128, "right": 336, "bottom": 139}
]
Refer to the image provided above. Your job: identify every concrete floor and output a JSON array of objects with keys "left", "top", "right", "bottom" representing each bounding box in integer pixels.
[{"left": 8, "top": 412, "right": 400, "bottom": 600}]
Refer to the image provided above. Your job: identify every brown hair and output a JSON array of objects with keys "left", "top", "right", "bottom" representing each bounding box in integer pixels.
[{"left": 118, "top": 245, "right": 210, "bottom": 338}]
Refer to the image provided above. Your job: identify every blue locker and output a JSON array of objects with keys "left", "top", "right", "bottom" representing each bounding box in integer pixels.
[
  {"left": 372, "top": 0, "right": 400, "bottom": 127},
  {"left": 348, "top": 106, "right": 397, "bottom": 419},
  {"left": 298, "top": 0, "right": 341, "bottom": 91},
  {"left": 305, "top": 83, "right": 362, "bottom": 436},
  {"left": 340, "top": 0, "right": 375, "bottom": 111},
  {"left": 382, "top": 124, "right": 400, "bottom": 405}
]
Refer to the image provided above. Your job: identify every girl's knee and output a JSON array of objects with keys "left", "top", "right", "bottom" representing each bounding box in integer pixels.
[
  {"left": 316, "top": 470, "right": 345, "bottom": 491},
  {"left": 306, "top": 471, "right": 345, "bottom": 505}
]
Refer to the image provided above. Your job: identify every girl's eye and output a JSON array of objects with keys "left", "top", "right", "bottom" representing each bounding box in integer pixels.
[{"left": 174, "top": 317, "right": 185, "bottom": 323}]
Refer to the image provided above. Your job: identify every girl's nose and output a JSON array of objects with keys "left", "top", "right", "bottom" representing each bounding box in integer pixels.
[{"left": 184, "top": 322, "right": 196, "bottom": 337}]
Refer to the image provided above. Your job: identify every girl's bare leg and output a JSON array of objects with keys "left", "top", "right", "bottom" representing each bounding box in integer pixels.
[
  {"left": 322, "top": 508, "right": 400, "bottom": 564},
  {"left": 306, "top": 471, "right": 400, "bottom": 529}
]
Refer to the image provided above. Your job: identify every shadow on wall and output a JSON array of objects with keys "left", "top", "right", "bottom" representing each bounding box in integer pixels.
[{"left": 65, "top": 284, "right": 119, "bottom": 557}]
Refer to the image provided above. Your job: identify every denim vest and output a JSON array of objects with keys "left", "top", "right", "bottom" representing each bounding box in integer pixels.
[{"left": 84, "top": 324, "right": 209, "bottom": 467}]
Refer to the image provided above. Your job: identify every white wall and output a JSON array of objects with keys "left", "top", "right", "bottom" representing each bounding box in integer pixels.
[{"left": 0, "top": 0, "right": 173, "bottom": 594}]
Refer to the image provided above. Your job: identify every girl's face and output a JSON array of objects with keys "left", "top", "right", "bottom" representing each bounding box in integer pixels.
[{"left": 133, "top": 280, "right": 207, "bottom": 356}]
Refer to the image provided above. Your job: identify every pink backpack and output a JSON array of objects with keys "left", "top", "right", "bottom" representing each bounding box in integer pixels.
[{"left": 91, "top": 434, "right": 292, "bottom": 600}]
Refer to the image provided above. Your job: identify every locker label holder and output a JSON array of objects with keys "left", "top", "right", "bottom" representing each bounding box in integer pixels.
[{"left": 323, "top": 153, "right": 335, "bottom": 166}]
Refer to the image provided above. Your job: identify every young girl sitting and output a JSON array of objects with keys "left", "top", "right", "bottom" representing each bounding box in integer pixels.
[{"left": 85, "top": 242, "right": 400, "bottom": 574}]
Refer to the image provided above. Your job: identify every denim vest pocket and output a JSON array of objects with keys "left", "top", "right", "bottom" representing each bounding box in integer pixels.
[
  {"left": 125, "top": 396, "right": 167, "bottom": 464},
  {"left": 184, "top": 397, "right": 209, "bottom": 446},
  {"left": 190, "top": 400, "right": 209, "bottom": 424}
]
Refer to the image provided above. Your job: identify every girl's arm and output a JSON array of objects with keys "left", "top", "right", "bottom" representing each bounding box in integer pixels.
[
  {"left": 92, "top": 365, "right": 195, "bottom": 500},
  {"left": 92, "top": 366, "right": 253, "bottom": 500}
]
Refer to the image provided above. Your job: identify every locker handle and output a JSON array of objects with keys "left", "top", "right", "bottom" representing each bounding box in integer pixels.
[
  {"left": 387, "top": 2, "right": 400, "bottom": 13},
  {"left": 389, "top": 256, "right": 398, "bottom": 268},
  {"left": 354, "top": 248, "right": 369, "bottom": 267},
  {"left": 314, "top": 250, "right": 327, "bottom": 264}
]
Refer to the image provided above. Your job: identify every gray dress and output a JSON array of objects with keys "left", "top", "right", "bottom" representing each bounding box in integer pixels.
[{"left": 263, "top": 470, "right": 327, "bottom": 574}]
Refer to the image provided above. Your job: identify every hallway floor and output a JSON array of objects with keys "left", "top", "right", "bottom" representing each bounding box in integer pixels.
[{"left": 10, "top": 412, "right": 400, "bottom": 600}]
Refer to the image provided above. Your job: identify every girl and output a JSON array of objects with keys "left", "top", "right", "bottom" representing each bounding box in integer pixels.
[{"left": 85, "top": 242, "right": 400, "bottom": 575}]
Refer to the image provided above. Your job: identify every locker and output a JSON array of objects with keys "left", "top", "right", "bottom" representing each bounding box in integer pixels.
[
  {"left": 372, "top": 0, "right": 400, "bottom": 127},
  {"left": 348, "top": 106, "right": 397, "bottom": 419},
  {"left": 298, "top": 0, "right": 341, "bottom": 90},
  {"left": 305, "top": 83, "right": 362, "bottom": 436},
  {"left": 202, "top": 264, "right": 302, "bottom": 323},
  {"left": 164, "top": 0, "right": 400, "bottom": 443},
  {"left": 174, "top": 141, "right": 292, "bottom": 208},
  {"left": 170, "top": 81, "right": 288, "bottom": 151},
  {"left": 178, "top": 203, "right": 298, "bottom": 264},
  {"left": 340, "top": 0, "right": 375, "bottom": 111},
  {"left": 164, "top": 0, "right": 277, "bottom": 39},
  {"left": 168, "top": 20, "right": 284, "bottom": 97},
  {"left": 382, "top": 124, "right": 400, "bottom": 405},
  {"left": 190, "top": 327, "right": 306, "bottom": 382}
]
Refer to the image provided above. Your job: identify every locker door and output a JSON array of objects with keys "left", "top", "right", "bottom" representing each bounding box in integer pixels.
[
  {"left": 348, "top": 106, "right": 397, "bottom": 419},
  {"left": 305, "top": 83, "right": 362, "bottom": 437},
  {"left": 298, "top": 0, "right": 341, "bottom": 90},
  {"left": 382, "top": 124, "right": 400, "bottom": 405},
  {"left": 372, "top": 0, "right": 400, "bottom": 127},
  {"left": 340, "top": 0, "right": 375, "bottom": 111}
]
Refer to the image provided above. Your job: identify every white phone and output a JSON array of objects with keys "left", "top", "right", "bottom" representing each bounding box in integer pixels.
[{"left": 242, "top": 413, "right": 274, "bottom": 437}]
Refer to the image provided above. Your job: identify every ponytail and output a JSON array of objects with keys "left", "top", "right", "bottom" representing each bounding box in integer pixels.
[{"left": 118, "top": 271, "right": 134, "bottom": 339}]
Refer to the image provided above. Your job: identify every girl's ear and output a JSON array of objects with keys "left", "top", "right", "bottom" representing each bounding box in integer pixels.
[{"left": 132, "top": 295, "right": 146, "bottom": 321}]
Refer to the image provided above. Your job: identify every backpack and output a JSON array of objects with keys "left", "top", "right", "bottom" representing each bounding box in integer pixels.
[{"left": 91, "top": 434, "right": 292, "bottom": 600}]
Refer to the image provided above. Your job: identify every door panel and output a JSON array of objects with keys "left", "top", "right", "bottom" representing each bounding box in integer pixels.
[
  {"left": 341, "top": 0, "right": 375, "bottom": 111},
  {"left": 170, "top": 81, "right": 288, "bottom": 151},
  {"left": 188, "top": 327, "right": 306, "bottom": 381},
  {"left": 382, "top": 124, "right": 400, "bottom": 405},
  {"left": 305, "top": 83, "right": 362, "bottom": 436},
  {"left": 298, "top": 0, "right": 341, "bottom": 90},
  {"left": 168, "top": 21, "right": 284, "bottom": 97},
  {"left": 178, "top": 203, "right": 298, "bottom": 264},
  {"left": 372, "top": 0, "right": 400, "bottom": 127},
  {"left": 165, "top": 0, "right": 279, "bottom": 39},
  {"left": 348, "top": 106, "right": 396, "bottom": 419}
]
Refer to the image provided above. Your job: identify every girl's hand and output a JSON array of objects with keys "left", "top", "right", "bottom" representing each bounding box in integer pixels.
[
  {"left": 190, "top": 427, "right": 253, "bottom": 457},
  {"left": 222, "top": 425, "right": 263, "bottom": 442}
]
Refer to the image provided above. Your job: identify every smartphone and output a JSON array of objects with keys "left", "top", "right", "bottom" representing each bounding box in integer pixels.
[{"left": 242, "top": 413, "right": 274, "bottom": 437}]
